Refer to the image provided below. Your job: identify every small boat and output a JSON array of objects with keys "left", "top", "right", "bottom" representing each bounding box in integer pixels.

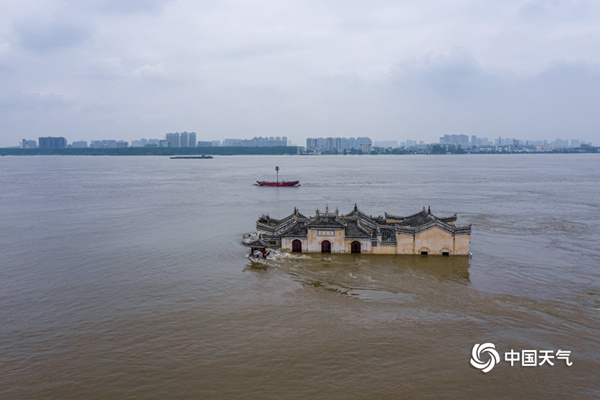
[
  {"left": 256, "top": 166, "right": 300, "bottom": 187},
  {"left": 256, "top": 180, "right": 300, "bottom": 187}
]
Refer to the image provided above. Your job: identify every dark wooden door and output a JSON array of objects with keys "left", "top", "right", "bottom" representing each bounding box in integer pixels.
[
  {"left": 351, "top": 241, "right": 361, "bottom": 254},
  {"left": 321, "top": 240, "right": 331, "bottom": 253},
  {"left": 292, "top": 239, "right": 302, "bottom": 253}
]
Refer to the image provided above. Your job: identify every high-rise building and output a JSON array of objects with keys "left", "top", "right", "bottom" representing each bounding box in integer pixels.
[
  {"left": 222, "top": 137, "right": 287, "bottom": 147},
  {"left": 71, "top": 141, "right": 88, "bottom": 148},
  {"left": 39, "top": 137, "right": 67, "bottom": 149},
  {"left": 90, "top": 140, "right": 118, "bottom": 148},
  {"left": 305, "top": 137, "right": 372, "bottom": 151},
  {"left": 180, "top": 131, "right": 197, "bottom": 147},
  {"left": 306, "top": 138, "right": 318, "bottom": 150},
  {"left": 21, "top": 139, "right": 38, "bottom": 148},
  {"left": 553, "top": 139, "right": 569, "bottom": 147},
  {"left": 170, "top": 133, "right": 179, "bottom": 147},
  {"left": 131, "top": 139, "right": 148, "bottom": 147},
  {"left": 181, "top": 132, "right": 190, "bottom": 147},
  {"left": 165, "top": 131, "right": 198, "bottom": 147},
  {"left": 439, "top": 134, "right": 469, "bottom": 146},
  {"left": 166, "top": 133, "right": 180, "bottom": 148},
  {"left": 223, "top": 138, "right": 243, "bottom": 147}
]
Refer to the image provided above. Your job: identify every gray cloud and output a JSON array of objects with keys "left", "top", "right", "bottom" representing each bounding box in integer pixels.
[
  {"left": 85, "top": 0, "right": 173, "bottom": 15},
  {"left": 1, "top": 0, "right": 600, "bottom": 146},
  {"left": 12, "top": 19, "right": 93, "bottom": 52},
  {"left": 391, "top": 49, "right": 484, "bottom": 97},
  {"left": 0, "top": 91, "right": 68, "bottom": 112}
]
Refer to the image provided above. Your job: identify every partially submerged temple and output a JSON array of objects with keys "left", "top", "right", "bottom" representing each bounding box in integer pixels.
[{"left": 252, "top": 205, "right": 471, "bottom": 256}]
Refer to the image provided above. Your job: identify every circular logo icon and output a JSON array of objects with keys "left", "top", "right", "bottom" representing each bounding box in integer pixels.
[{"left": 470, "top": 343, "right": 500, "bottom": 373}]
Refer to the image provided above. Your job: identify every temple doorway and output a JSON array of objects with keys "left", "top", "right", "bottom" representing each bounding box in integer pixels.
[{"left": 292, "top": 240, "right": 302, "bottom": 253}]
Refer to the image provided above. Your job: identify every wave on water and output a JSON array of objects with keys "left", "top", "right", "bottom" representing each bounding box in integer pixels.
[{"left": 245, "top": 248, "right": 310, "bottom": 265}]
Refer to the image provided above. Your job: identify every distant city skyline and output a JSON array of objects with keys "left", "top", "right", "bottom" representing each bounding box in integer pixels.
[
  {"left": 8, "top": 130, "right": 600, "bottom": 149},
  {"left": 17, "top": 133, "right": 595, "bottom": 151},
  {"left": 2, "top": 2, "right": 600, "bottom": 147}
]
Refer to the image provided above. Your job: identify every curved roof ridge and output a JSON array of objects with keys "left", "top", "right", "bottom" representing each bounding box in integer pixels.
[{"left": 356, "top": 219, "right": 373, "bottom": 235}]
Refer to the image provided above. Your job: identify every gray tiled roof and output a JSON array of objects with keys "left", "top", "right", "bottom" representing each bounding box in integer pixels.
[
  {"left": 307, "top": 215, "right": 345, "bottom": 228},
  {"left": 256, "top": 206, "right": 471, "bottom": 240},
  {"left": 381, "top": 227, "right": 397, "bottom": 243},
  {"left": 344, "top": 220, "right": 371, "bottom": 238},
  {"left": 280, "top": 223, "right": 308, "bottom": 237},
  {"left": 386, "top": 210, "right": 432, "bottom": 227}
]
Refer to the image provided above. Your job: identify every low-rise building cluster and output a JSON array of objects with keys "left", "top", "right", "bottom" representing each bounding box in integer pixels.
[
  {"left": 223, "top": 136, "right": 288, "bottom": 147},
  {"left": 306, "top": 137, "right": 372, "bottom": 153}
]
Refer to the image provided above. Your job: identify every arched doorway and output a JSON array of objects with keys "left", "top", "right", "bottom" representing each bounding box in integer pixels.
[
  {"left": 292, "top": 239, "right": 302, "bottom": 253},
  {"left": 321, "top": 240, "right": 331, "bottom": 253},
  {"left": 351, "top": 241, "right": 361, "bottom": 254}
]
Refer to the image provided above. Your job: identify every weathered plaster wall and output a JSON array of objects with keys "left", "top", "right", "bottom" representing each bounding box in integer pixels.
[
  {"left": 373, "top": 244, "right": 397, "bottom": 254},
  {"left": 415, "top": 227, "right": 454, "bottom": 255},
  {"left": 454, "top": 234, "right": 471, "bottom": 255},
  {"left": 344, "top": 239, "right": 371, "bottom": 253},
  {"left": 278, "top": 228, "right": 470, "bottom": 256},
  {"left": 307, "top": 228, "right": 346, "bottom": 252},
  {"left": 396, "top": 234, "right": 414, "bottom": 254},
  {"left": 281, "top": 237, "right": 307, "bottom": 253}
]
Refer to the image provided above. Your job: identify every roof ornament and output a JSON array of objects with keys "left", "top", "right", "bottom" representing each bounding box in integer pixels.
[
  {"left": 428, "top": 206, "right": 431, "bottom": 214},
  {"left": 316, "top": 209, "right": 319, "bottom": 216},
  {"left": 326, "top": 204, "right": 329, "bottom": 213},
  {"left": 354, "top": 203, "right": 358, "bottom": 212}
]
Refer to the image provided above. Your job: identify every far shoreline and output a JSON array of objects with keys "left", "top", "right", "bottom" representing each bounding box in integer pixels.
[{"left": 0, "top": 146, "right": 598, "bottom": 156}]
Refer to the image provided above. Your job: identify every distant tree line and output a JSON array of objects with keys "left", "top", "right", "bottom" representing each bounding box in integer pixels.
[
  {"left": 2, "top": 144, "right": 597, "bottom": 156},
  {"left": 0, "top": 146, "right": 299, "bottom": 156}
]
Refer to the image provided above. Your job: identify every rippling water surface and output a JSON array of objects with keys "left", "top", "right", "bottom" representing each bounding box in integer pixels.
[{"left": 1, "top": 154, "right": 599, "bottom": 399}]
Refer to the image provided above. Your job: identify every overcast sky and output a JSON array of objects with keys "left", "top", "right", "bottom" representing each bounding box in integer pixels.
[{"left": 1, "top": 0, "right": 600, "bottom": 147}]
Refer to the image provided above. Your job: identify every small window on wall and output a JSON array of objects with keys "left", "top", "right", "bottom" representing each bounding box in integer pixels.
[
  {"left": 442, "top": 251, "right": 450, "bottom": 256},
  {"left": 421, "top": 251, "right": 428, "bottom": 256},
  {"left": 372, "top": 241, "right": 378, "bottom": 247}
]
